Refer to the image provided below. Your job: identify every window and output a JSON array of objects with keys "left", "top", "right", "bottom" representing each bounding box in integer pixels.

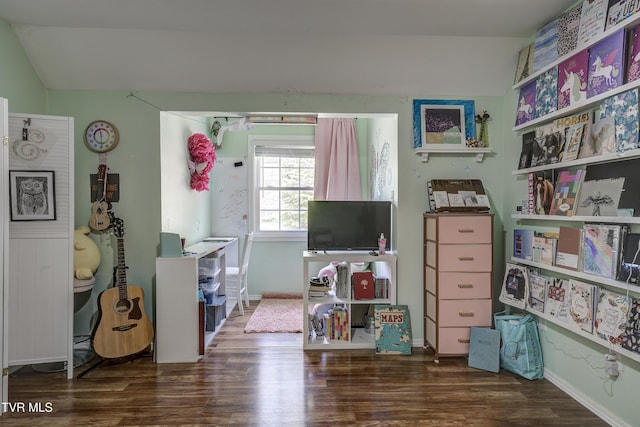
[{"left": 249, "top": 135, "right": 314, "bottom": 240}]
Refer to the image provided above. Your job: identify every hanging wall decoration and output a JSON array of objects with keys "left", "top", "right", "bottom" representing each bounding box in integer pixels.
[{"left": 187, "top": 132, "right": 217, "bottom": 191}]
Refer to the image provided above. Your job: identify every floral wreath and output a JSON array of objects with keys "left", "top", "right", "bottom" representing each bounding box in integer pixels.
[{"left": 187, "top": 133, "right": 217, "bottom": 191}]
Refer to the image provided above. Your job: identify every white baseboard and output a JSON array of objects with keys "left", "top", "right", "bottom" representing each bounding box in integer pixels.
[{"left": 543, "top": 369, "right": 627, "bottom": 427}]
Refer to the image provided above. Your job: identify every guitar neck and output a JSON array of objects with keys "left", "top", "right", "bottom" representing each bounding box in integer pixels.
[{"left": 116, "top": 235, "right": 128, "bottom": 299}]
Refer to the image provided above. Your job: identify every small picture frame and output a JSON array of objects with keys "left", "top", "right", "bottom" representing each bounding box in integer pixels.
[
  {"left": 9, "top": 170, "right": 56, "bottom": 221},
  {"left": 413, "top": 99, "right": 475, "bottom": 149}
]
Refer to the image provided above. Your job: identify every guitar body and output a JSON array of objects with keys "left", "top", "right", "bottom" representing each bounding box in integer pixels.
[
  {"left": 92, "top": 285, "right": 154, "bottom": 359},
  {"left": 89, "top": 200, "right": 111, "bottom": 231}
]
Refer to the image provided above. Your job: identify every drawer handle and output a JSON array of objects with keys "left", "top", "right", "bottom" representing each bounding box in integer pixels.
[
  {"left": 458, "top": 256, "right": 474, "bottom": 261},
  {"left": 457, "top": 283, "right": 474, "bottom": 289},
  {"left": 458, "top": 338, "right": 470, "bottom": 344},
  {"left": 458, "top": 228, "right": 475, "bottom": 233},
  {"left": 458, "top": 312, "right": 475, "bottom": 317}
]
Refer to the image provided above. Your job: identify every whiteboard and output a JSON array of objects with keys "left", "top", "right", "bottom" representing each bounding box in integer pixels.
[{"left": 210, "top": 157, "right": 249, "bottom": 237}]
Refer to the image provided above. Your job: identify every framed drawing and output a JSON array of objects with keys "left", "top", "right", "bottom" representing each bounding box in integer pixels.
[
  {"left": 413, "top": 99, "right": 475, "bottom": 149},
  {"left": 9, "top": 170, "right": 56, "bottom": 221}
]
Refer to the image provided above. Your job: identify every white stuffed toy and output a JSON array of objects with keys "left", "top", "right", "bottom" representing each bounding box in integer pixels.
[{"left": 74, "top": 225, "right": 101, "bottom": 280}]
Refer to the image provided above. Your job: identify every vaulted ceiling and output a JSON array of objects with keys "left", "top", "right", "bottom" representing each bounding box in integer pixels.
[{"left": 0, "top": 0, "right": 577, "bottom": 96}]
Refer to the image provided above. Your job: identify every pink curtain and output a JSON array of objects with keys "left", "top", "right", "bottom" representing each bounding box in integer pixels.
[{"left": 314, "top": 118, "right": 362, "bottom": 201}]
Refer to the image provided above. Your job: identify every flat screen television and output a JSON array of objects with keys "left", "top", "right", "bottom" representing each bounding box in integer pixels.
[{"left": 307, "top": 200, "right": 392, "bottom": 251}]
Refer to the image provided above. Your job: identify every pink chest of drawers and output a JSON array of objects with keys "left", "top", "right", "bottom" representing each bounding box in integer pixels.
[{"left": 423, "top": 213, "right": 494, "bottom": 362}]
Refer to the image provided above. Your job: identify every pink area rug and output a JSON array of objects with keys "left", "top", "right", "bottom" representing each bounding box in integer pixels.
[{"left": 244, "top": 295, "right": 303, "bottom": 333}]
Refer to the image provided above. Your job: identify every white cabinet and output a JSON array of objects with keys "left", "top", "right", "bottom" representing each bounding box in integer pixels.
[
  {"left": 302, "top": 251, "right": 397, "bottom": 350},
  {"left": 155, "top": 239, "right": 236, "bottom": 363}
]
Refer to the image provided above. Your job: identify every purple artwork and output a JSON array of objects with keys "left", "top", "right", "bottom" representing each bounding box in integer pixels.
[
  {"left": 515, "top": 80, "right": 536, "bottom": 126},
  {"left": 587, "top": 29, "right": 625, "bottom": 98},
  {"left": 558, "top": 50, "right": 588, "bottom": 109},
  {"left": 628, "top": 24, "right": 640, "bottom": 83}
]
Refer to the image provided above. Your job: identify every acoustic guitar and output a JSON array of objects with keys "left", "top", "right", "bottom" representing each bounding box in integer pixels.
[
  {"left": 92, "top": 218, "right": 154, "bottom": 359},
  {"left": 88, "top": 164, "right": 111, "bottom": 231}
]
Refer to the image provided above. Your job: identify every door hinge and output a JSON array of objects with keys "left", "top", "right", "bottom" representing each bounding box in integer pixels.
[
  {"left": 3, "top": 136, "right": 8, "bottom": 146},
  {"left": 2, "top": 367, "right": 8, "bottom": 376}
]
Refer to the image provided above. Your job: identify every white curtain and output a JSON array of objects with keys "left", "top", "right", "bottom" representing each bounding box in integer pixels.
[{"left": 314, "top": 118, "right": 362, "bottom": 200}]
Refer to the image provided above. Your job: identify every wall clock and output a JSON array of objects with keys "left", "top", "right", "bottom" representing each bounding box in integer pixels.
[{"left": 84, "top": 120, "right": 120, "bottom": 153}]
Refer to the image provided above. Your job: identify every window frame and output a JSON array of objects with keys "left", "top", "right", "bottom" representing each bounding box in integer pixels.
[{"left": 248, "top": 135, "right": 315, "bottom": 241}]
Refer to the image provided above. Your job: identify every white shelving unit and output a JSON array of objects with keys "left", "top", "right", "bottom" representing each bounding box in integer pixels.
[
  {"left": 508, "top": 11, "right": 640, "bottom": 366},
  {"left": 155, "top": 238, "right": 237, "bottom": 363},
  {"left": 303, "top": 251, "right": 397, "bottom": 350}
]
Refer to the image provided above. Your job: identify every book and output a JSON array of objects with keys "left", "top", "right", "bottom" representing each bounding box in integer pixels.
[
  {"left": 583, "top": 158, "right": 640, "bottom": 214},
  {"left": 513, "top": 229, "right": 535, "bottom": 260},
  {"left": 549, "top": 169, "right": 584, "bottom": 216},
  {"left": 558, "top": 50, "right": 589, "bottom": 109},
  {"left": 518, "top": 131, "right": 536, "bottom": 169},
  {"left": 527, "top": 270, "right": 551, "bottom": 313},
  {"left": 557, "top": 3, "right": 583, "bottom": 57},
  {"left": 533, "top": 233, "right": 557, "bottom": 266},
  {"left": 627, "top": 23, "right": 640, "bottom": 83},
  {"left": 579, "top": 115, "right": 616, "bottom": 158},
  {"left": 374, "top": 305, "right": 412, "bottom": 355},
  {"left": 587, "top": 29, "right": 625, "bottom": 98},
  {"left": 544, "top": 278, "right": 571, "bottom": 323},
  {"left": 594, "top": 288, "right": 631, "bottom": 344},
  {"left": 531, "top": 123, "right": 564, "bottom": 167},
  {"left": 352, "top": 271, "right": 375, "bottom": 300},
  {"left": 529, "top": 170, "right": 555, "bottom": 215},
  {"left": 567, "top": 280, "right": 597, "bottom": 333},
  {"left": 606, "top": 0, "right": 640, "bottom": 30},
  {"left": 428, "top": 179, "right": 490, "bottom": 212},
  {"left": 499, "top": 263, "right": 528, "bottom": 310},
  {"left": 535, "top": 66, "right": 558, "bottom": 118},
  {"left": 617, "top": 233, "right": 640, "bottom": 283},
  {"left": 563, "top": 122, "right": 586, "bottom": 161},
  {"left": 578, "top": 0, "right": 609, "bottom": 47},
  {"left": 621, "top": 297, "right": 640, "bottom": 354},
  {"left": 555, "top": 226, "right": 583, "bottom": 270},
  {"left": 598, "top": 88, "right": 639, "bottom": 152},
  {"left": 581, "top": 223, "right": 623, "bottom": 278},
  {"left": 467, "top": 327, "right": 500, "bottom": 373},
  {"left": 514, "top": 43, "right": 534, "bottom": 84},
  {"left": 533, "top": 19, "right": 558, "bottom": 73},
  {"left": 575, "top": 177, "right": 625, "bottom": 216},
  {"left": 515, "top": 80, "right": 536, "bottom": 126}
]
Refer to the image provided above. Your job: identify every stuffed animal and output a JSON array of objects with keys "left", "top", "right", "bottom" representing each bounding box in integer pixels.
[{"left": 74, "top": 225, "right": 101, "bottom": 280}]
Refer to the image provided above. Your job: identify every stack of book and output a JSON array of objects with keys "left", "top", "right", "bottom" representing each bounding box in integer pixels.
[{"left": 309, "top": 276, "right": 332, "bottom": 298}]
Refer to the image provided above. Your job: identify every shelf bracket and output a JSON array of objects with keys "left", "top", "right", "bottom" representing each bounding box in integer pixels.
[{"left": 420, "top": 152, "right": 430, "bottom": 162}]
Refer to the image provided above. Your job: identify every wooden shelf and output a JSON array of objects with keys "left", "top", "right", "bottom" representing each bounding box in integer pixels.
[
  {"left": 522, "top": 306, "right": 640, "bottom": 365},
  {"left": 512, "top": 214, "right": 640, "bottom": 225},
  {"left": 510, "top": 257, "right": 640, "bottom": 296},
  {"left": 414, "top": 147, "right": 492, "bottom": 163},
  {"left": 512, "top": 149, "right": 640, "bottom": 175},
  {"left": 512, "top": 13, "right": 640, "bottom": 133}
]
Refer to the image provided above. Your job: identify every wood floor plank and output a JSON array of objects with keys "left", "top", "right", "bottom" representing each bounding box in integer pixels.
[{"left": 0, "top": 300, "right": 608, "bottom": 426}]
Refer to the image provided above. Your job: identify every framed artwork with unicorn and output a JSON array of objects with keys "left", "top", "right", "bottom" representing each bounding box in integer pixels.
[
  {"left": 587, "top": 29, "right": 625, "bottom": 98},
  {"left": 558, "top": 50, "right": 588, "bottom": 110}
]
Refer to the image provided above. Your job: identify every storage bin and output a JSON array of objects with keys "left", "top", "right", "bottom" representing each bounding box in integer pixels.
[{"left": 205, "top": 296, "right": 227, "bottom": 331}]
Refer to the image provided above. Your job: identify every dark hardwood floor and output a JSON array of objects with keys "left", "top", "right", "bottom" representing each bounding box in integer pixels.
[{"left": 1, "top": 300, "right": 608, "bottom": 426}]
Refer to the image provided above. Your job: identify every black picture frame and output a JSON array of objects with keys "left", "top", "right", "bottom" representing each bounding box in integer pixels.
[{"left": 9, "top": 170, "right": 56, "bottom": 221}]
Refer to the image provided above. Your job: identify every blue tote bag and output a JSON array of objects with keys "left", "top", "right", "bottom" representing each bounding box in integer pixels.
[{"left": 494, "top": 311, "right": 544, "bottom": 380}]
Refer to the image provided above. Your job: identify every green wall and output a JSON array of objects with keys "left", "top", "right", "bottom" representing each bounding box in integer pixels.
[
  {"left": 0, "top": 16, "right": 636, "bottom": 426},
  {"left": 0, "top": 18, "right": 46, "bottom": 113}
]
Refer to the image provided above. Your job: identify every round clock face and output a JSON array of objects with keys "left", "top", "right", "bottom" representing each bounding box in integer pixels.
[{"left": 84, "top": 120, "right": 119, "bottom": 153}]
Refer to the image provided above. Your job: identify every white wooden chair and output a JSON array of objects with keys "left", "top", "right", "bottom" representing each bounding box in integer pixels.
[{"left": 226, "top": 232, "right": 253, "bottom": 315}]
